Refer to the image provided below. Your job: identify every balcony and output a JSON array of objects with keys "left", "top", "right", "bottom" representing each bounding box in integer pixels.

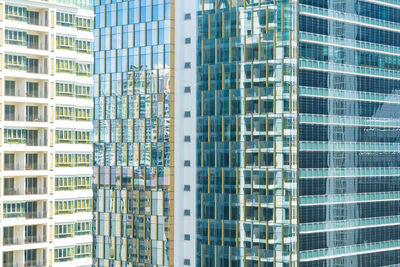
[
  {"left": 26, "top": 187, "right": 47, "bottom": 195},
  {"left": 6, "top": 35, "right": 49, "bottom": 51},
  {"left": 25, "top": 211, "right": 47, "bottom": 220},
  {"left": 4, "top": 187, "right": 22, "bottom": 196},
  {"left": 4, "top": 260, "right": 46, "bottom": 267},
  {"left": 4, "top": 114, "right": 48, "bottom": 123},
  {"left": 3, "top": 237, "right": 22, "bottom": 246},
  {"left": 25, "top": 235, "right": 46, "bottom": 244},
  {"left": 4, "top": 138, "right": 48, "bottom": 147},
  {"left": 4, "top": 163, "right": 48, "bottom": 171},
  {"left": 4, "top": 105, "right": 48, "bottom": 123},
  {"left": 5, "top": 80, "right": 48, "bottom": 99},
  {"left": 5, "top": 56, "right": 49, "bottom": 75},
  {"left": 6, "top": 9, "right": 49, "bottom": 27}
]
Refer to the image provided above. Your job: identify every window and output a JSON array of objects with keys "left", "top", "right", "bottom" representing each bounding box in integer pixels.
[
  {"left": 56, "top": 83, "right": 74, "bottom": 97},
  {"left": 76, "top": 108, "right": 92, "bottom": 121},
  {"left": 75, "top": 199, "right": 91, "bottom": 212},
  {"left": 55, "top": 153, "right": 91, "bottom": 167},
  {"left": 76, "top": 153, "right": 91, "bottom": 167},
  {"left": 75, "top": 221, "right": 91, "bottom": 236},
  {"left": 184, "top": 111, "right": 191, "bottom": 118},
  {"left": 184, "top": 136, "right": 191, "bottom": 142},
  {"left": 56, "top": 12, "right": 75, "bottom": 27},
  {"left": 5, "top": 80, "right": 16, "bottom": 96},
  {"left": 55, "top": 200, "right": 74, "bottom": 215},
  {"left": 75, "top": 244, "right": 91, "bottom": 258},
  {"left": 76, "top": 17, "right": 92, "bottom": 31},
  {"left": 55, "top": 223, "right": 74, "bottom": 238},
  {"left": 3, "top": 227, "right": 14, "bottom": 245},
  {"left": 184, "top": 62, "right": 191, "bottom": 69},
  {"left": 5, "top": 54, "right": 27, "bottom": 70},
  {"left": 76, "top": 40, "right": 92, "bottom": 54},
  {"left": 4, "top": 129, "right": 25, "bottom": 144},
  {"left": 54, "top": 247, "right": 74, "bottom": 263},
  {"left": 76, "top": 62, "right": 92, "bottom": 76},
  {"left": 56, "top": 130, "right": 74, "bottom": 144},
  {"left": 76, "top": 176, "right": 91, "bottom": 189},
  {"left": 76, "top": 130, "right": 91, "bottom": 144},
  {"left": 184, "top": 185, "right": 191, "bottom": 191},
  {"left": 184, "top": 13, "right": 191, "bottom": 20},
  {"left": 184, "top": 259, "right": 191, "bottom": 265},
  {"left": 25, "top": 105, "right": 40, "bottom": 122},
  {"left": 56, "top": 35, "right": 75, "bottom": 50},
  {"left": 56, "top": 59, "right": 75, "bottom": 73},
  {"left": 56, "top": 106, "right": 74, "bottom": 120},
  {"left": 184, "top": 160, "right": 191, "bottom": 167},
  {"left": 5, "top": 5, "right": 27, "bottom": 21},
  {"left": 5, "top": 29, "right": 27, "bottom": 46},
  {"left": 76, "top": 85, "right": 91, "bottom": 98},
  {"left": 27, "top": 11, "right": 39, "bottom": 25},
  {"left": 26, "top": 82, "right": 39, "bottom": 97},
  {"left": 185, "top": 38, "right": 191, "bottom": 44},
  {"left": 3, "top": 202, "right": 24, "bottom": 218},
  {"left": 55, "top": 153, "right": 74, "bottom": 167},
  {"left": 5, "top": 105, "right": 15, "bottom": 121},
  {"left": 55, "top": 177, "right": 74, "bottom": 191},
  {"left": 184, "top": 209, "right": 190, "bottom": 216},
  {"left": 184, "top": 87, "right": 191, "bottom": 93},
  {"left": 184, "top": 234, "right": 190, "bottom": 240},
  {"left": 4, "top": 178, "right": 15, "bottom": 195},
  {"left": 4, "top": 154, "right": 15, "bottom": 170}
]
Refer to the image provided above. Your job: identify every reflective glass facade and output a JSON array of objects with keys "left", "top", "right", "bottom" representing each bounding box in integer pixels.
[
  {"left": 197, "top": 0, "right": 400, "bottom": 266},
  {"left": 197, "top": 0, "right": 298, "bottom": 266},
  {"left": 298, "top": 0, "right": 400, "bottom": 266},
  {"left": 92, "top": 0, "right": 174, "bottom": 266}
]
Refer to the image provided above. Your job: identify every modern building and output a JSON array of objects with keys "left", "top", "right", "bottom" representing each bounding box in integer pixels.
[
  {"left": 92, "top": 0, "right": 197, "bottom": 266},
  {"left": 93, "top": 0, "right": 400, "bottom": 266},
  {"left": 197, "top": 0, "right": 400, "bottom": 267},
  {"left": 0, "top": 0, "right": 93, "bottom": 266}
]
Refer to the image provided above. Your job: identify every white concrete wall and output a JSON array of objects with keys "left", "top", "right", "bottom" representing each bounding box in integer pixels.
[{"left": 174, "top": 0, "right": 197, "bottom": 266}]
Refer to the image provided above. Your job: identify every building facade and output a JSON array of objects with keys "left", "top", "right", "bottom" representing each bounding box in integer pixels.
[
  {"left": 92, "top": 0, "right": 197, "bottom": 266},
  {"left": 0, "top": 0, "right": 93, "bottom": 266},
  {"left": 197, "top": 0, "right": 400, "bottom": 267},
  {"left": 92, "top": 0, "right": 400, "bottom": 266}
]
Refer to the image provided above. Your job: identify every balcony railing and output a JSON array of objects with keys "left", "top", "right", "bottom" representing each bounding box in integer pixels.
[
  {"left": 25, "top": 235, "right": 46, "bottom": 244},
  {"left": 4, "top": 187, "right": 47, "bottom": 195},
  {"left": 4, "top": 139, "right": 48, "bottom": 146},
  {"left": 5, "top": 89, "right": 48, "bottom": 98},
  {"left": 4, "top": 164, "right": 48, "bottom": 171},
  {"left": 5, "top": 115, "right": 48, "bottom": 123},
  {"left": 4, "top": 188, "right": 22, "bottom": 196},
  {"left": 26, "top": 187, "right": 47, "bottom": 195},
  {"left": 27, "top": 41, "right": 48, "bottom": 51},
  {"left": 25, "top": 211, "right": 47, "bottom": 219},
  {"left": 3, "top": 237, "right": 22, "bottom": 245},
  {"left": 24, "top": 260, "right": 47, "bottom": 267}
]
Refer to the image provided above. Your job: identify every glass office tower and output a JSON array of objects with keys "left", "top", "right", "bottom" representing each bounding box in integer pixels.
[
  {"left": 93, "top": 0, "right": 199, "bottom": 265},
  {"left": 92, "top": 0, "right": 184, "bottom": 266},
  {"left": 197, "top": 0, "right": 400, "bottom": 267}
]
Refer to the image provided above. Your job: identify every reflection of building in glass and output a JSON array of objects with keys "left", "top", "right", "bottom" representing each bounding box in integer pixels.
[
  {"left": 197, "top": 0, "right": 400, "bottom": 266},
  {"left": 0, "top": 0, "right": 94, "bottom": 266},
  {"left": 93, "top": 0, "right": 197, "bottom": 266}
]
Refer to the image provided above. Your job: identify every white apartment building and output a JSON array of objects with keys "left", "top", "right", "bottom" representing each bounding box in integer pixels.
[{"left": 0, "top": 0, "right": 93, "bottom": 266}]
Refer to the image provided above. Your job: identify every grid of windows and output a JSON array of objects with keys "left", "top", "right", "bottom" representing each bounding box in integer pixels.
[
  {"left": 196, "top": 0, "right": 298, "bottom": 265},
  {"left": 297, "top": 0, "right": 400, "bottom": 265},
  {"left": 93, "top": 0, "right": 174, "bottom": 265}
]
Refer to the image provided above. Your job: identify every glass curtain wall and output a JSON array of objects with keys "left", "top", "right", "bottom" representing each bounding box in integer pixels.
[
  {"left": 197, "top": 0, "right": 298, "bottom": 266},
  {"left": 93, "top": 0, "right": 175, "bottom": 266},
  {"left": 298, "top": 0, "right": 400, "bottom": 266}
]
